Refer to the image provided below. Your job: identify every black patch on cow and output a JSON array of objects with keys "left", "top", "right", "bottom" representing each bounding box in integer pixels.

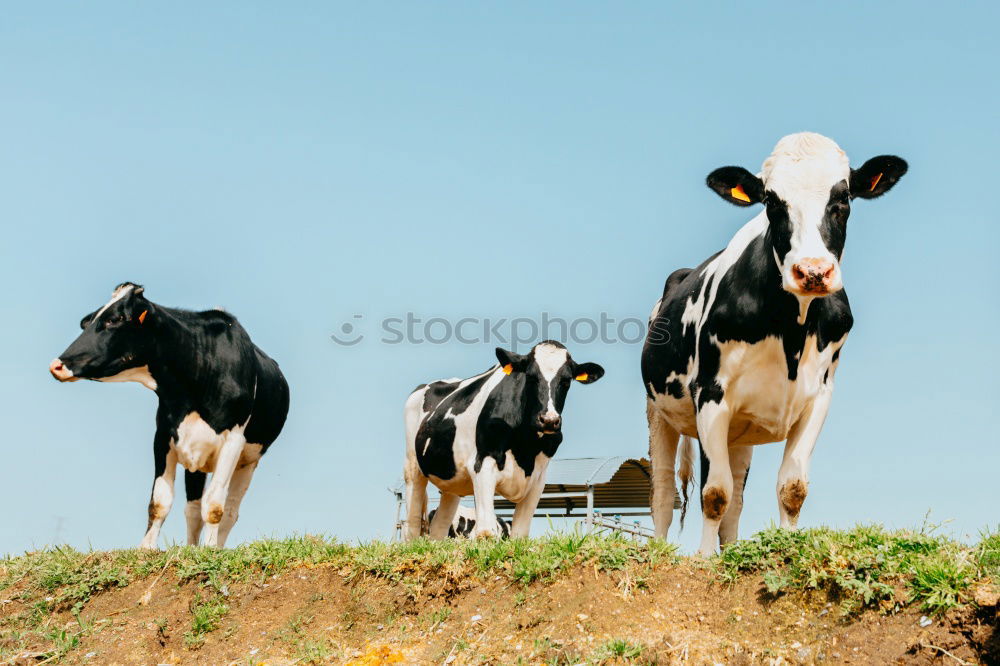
[
  {"left": 422, "top": 379, "right": 461, "bottom": 413},
  {"left": 665, "top": 379, "right": 684, "bottom": 399},
  {"left": 820, "top": 180, "right": 850, "bottom": 259},
  {"left": 414, "top": 371, "right": 493, "bottom": 480},
  {"left": 184, "top": 470, "right": 207, "bottom": 502},
  {"left": 765, "top": 193, "right": 793, "bottom": 263},
  {"left": 641, "top": 254, "right": 719, "bottom": 399}
]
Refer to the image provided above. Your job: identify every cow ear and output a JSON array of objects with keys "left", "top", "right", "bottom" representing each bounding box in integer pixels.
[
  {"left": 573, "top": 362, "right": 605, "bottom": 384},
  {"left": 850, "top": 155, "right": 908, "bottom": 199},
  {"left": 706, "top": 166, "right": 765, "bottom": 207},
  {"left": 495, "top": 347, "right": 528, "bottom": 373},
  {"left": 79, "top": 309, "right": 99, "bottom": 330}
]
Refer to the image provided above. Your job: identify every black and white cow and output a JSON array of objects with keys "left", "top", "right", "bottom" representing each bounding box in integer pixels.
[
  {"left": 404, "top": 341, "right": 604, "bottom": 540},
  {"left": 49, "top": 283, "right": 289, "bottom": 549},
  {"left": 426, "top": 505, "right": 511, "bottom": 538},
  {"left": 641, "top": 133, "right": 907, "bottom": 554}
]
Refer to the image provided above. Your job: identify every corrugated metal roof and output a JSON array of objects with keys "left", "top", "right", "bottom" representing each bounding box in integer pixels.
[{"left": 541, "top": 456, "right": 629, "bottom": 486}]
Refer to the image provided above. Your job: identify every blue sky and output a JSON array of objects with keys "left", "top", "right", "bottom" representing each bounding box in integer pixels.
[{"left": 1, "top": 3, "right": 997, "bottom": 555}]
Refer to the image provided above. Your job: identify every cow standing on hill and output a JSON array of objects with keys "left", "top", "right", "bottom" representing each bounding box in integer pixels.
[
  {"left": 641, "top": 133, "right": 907, "bottom": 554},
  {"left": 404, "top": 341, "right": 604, "bottom": 540},
  {"left": 50, "top": 283, "right": 289, "bottom": 549}
]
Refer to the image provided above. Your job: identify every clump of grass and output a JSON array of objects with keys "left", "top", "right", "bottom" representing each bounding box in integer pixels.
[
  {"left": 975, "top": 527, "right": 1000, "bottom": 578},
  {"left": 183, "top": 593, "right": 230, "bottom": 648},
  {"left": 592, "top": 637, "right": 644, "bottom": 661},
  {"left": 718, "top": 524, "right": 976, "bottom": 615}
]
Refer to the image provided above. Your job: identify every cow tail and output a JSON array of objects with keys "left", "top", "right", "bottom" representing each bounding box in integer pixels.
[{"left": 677, "top": 435, "right": 696, "bottom": 529}]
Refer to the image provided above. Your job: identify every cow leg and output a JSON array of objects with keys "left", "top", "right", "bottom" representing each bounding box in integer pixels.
[
  {"left": 696, "top": 400, "right": 732, "bottom": 556},
  {"left": 201, "top": 429, "right": 247, "bottom": 548},
  {"left": 183, "top": 470, "right": 207, "bottom": 546},
  {"left": 140, "top": 434, "right": 176, "bottom": 550},
  {"left": 428, "top": 492, "right": 461, "bottom": 540},
  {"left": 510, "top": 457, "right": 550, "bottom": 538},
  {"left": 472, "top": 456, "right": 501, "bottom": 539},
  {"left": 647, "top": 400, "right": 680, "bottom": 539},
  {"left": 777, "top": 390, "right": 833, "bottom": 529},
  {"left": 404, "top": 469, "right": 428, "bottom": 540},
  {"left": 216, "top": 462, "right": 257, "bottom": 547},
  {"left": 718, "top": 445, "right": 753, "bottom": 546}
]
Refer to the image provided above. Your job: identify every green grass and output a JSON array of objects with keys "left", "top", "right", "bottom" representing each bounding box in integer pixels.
[
  {"left": 717, "top": 523, "right": 988, "bottom": 615},
  {"left": 183, "top": 592, "right": 229, "bottom": 648},
  {"left": 0, "top": 527, "right": 994, "bottom": 661},
  {"left": 592, "top": 637, "right": 645, "bottom": 662}
]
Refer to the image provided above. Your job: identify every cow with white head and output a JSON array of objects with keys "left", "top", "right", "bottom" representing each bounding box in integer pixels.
[{"left": 642, "top": 132, "right": 907, "bottom": 554}]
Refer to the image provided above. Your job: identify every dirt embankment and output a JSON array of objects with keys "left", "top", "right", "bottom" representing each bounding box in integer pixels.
[{"left": 2, "top": 558, "right": 997, "bottom": 665}]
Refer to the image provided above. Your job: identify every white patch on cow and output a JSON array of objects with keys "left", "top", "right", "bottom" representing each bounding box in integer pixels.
[
  {"left": 647, "top": 297, "right": 662, "bottom": 325},
  {"left": 171, "top": 412, "right": 262, "bottom": 474},
  {"left": 93, "top": 283, "right": 135, "bottom": 321},
  {"left": 533, "top": 343, "right": 568, "bottom": 383},
  {"left": 139, "top": 450, "right": 177, "bottom": 550},
  {"left": 711, "top": 333, "right": 845, "bottom": 445},
  {"left": 533, "top": 343, "right": 569, "bottom": 418},
  {"left": 761, "top": 133, "right": 850, "bottom": 298},
  {"left": 97, "top": 365, "right": 158, "bottom": 391}
]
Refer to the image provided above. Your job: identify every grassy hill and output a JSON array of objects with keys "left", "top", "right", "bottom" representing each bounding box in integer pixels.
[{"left": 0, "top": 525, "right": 997, "bottom": 664}]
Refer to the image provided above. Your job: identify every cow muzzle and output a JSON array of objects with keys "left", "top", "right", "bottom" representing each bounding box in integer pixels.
[
  {"left": 536, "top": 413, "right": 562, "bottom": 435},
  {"left": 789, "top": 258, "right": 839, "bottom": 295},
  {"left": 49, "top": 358, "right": 78, "bottom": 382}
]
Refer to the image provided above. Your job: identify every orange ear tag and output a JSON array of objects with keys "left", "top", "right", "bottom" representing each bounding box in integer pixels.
[
  {"left": 869, "top": 172, "right": 883, "bottom": 192},
  {"left": 730, "top": 184, "right": 751, "bottom": 202},
  {"left": 138, "top": 310, "right": 148, "bottom": 324},
  {"left": 502, "top": 364, "right": 513, "bottom": 375},
  {"left": 575, "top": 372, "right": 589, "bottom": 382}
]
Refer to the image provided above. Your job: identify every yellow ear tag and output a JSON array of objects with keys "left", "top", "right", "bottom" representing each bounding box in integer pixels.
[
  {"left": 575, "top": 372, "right": 589, "bottom": 382},
  {"left": 869, "top": 172, "right": 883, "bottom": 192},
  {"left": 138, "top": 310, "right": 148, "bottom": 324},
  {"left": 502, "top": 364, "right": 513, "bottom": 375},
  {"left": 730, "top": 184, "right": 751, "bottom": 202}
]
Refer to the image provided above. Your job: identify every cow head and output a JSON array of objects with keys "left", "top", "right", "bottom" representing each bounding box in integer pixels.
[
  {"left": 706, "top": 132, "right": 907, "bottom": 300},
  {"left": 495, "top": 340, "right": 604, "bottom": 437},
  {"left": 49, "top": 282, "right": 158, "bottom": 389}
]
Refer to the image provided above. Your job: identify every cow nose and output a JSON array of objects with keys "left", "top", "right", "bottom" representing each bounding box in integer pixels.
[
  {"left": 537, "top": 413, "right": 561, "bottom": 432},
  {"left": 791, "top": 258, "right": 836, "bottom": 294},
  {"left": 49, "top": 358, "right": 75, "bottom": 382}
]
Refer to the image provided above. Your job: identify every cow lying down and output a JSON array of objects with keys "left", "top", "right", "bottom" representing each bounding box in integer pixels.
[
  {"left": 404, "top": 341, "right": 604, "bottom": 540},
  {"left": 49, "top": 283, "right": 289, "bottom": 549},
  {"left": 427, "top": 505, "right": 511, "bottom": 538}
]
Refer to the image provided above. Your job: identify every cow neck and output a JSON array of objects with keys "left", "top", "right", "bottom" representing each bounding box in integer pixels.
[{"left": 142, "top": 306, "right": 215, "bottom": 403}]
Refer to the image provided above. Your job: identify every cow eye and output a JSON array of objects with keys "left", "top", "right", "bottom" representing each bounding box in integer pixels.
[{"left": 106, "top": 314, "right": 125, "bottom": 327}]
